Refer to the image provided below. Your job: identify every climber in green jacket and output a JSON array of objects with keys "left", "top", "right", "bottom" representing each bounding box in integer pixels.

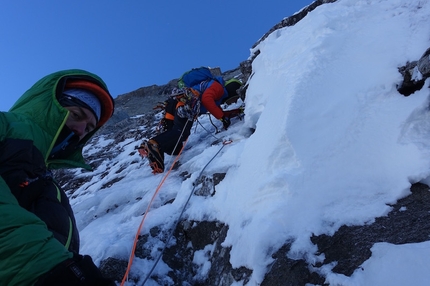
[{"left": 0, "top": 69, "right": 115, "bottom": 285}]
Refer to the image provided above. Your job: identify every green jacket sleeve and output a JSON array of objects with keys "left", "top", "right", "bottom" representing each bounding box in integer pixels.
[{"left": 0, "top": 176, "right": 73, "bottom": 286}]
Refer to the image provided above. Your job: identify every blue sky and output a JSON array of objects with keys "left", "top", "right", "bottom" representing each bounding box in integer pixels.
[{"left": 0, "top": 1, "right": 312, "bottom": 111}]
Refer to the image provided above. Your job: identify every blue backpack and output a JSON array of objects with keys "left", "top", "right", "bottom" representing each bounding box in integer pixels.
[
  {"left": 178, "top": 66, "right": 228, "bottom": 115},
  {"left": 178, "top": 67, "right": 214, "bottom": 89},
  {"left": 178, "top": 66, "right": 226, "bottom": 89}
]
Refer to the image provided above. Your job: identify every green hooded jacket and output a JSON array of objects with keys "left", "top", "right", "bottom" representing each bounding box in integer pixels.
[{"left": 0, "top": 69, "right": 112, "bottom": 285}]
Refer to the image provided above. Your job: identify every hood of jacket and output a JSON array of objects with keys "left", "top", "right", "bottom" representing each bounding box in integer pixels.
[{"left": 7, "top": 69, "right": 113, "bottom": 170}]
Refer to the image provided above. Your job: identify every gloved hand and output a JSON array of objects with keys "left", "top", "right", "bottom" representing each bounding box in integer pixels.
[
  {"left": 220, "top": 116, "right": 231, "bottom": 130},
  {"left": 35, "top": 254, "right": 115, "bottom": 286}
]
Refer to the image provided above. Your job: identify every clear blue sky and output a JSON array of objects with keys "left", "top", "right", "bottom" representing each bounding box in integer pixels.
[{"left": 0, "top": 0, "right": 312, "bottom": 111}]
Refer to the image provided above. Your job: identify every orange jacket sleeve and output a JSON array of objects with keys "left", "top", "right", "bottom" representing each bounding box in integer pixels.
[{"left": 201, "top": 80, "right": 225, "bottom": 119}]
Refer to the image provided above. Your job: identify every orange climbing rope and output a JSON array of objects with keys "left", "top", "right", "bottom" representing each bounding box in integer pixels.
[{"left": 120, "top": 139, "right": 188, "bottom": 286}]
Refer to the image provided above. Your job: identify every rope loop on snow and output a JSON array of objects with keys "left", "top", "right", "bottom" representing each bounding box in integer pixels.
[{"left": 196, "top": 115, "right": 220, "bottom": 141}]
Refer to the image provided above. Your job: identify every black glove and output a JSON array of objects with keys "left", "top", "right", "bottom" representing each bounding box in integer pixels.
[
  {"left": 35, "top": 254, "right": 115, "bottom": 286},
  {"left": 220, "top": 116, "right": 231, "bottom": 130}
]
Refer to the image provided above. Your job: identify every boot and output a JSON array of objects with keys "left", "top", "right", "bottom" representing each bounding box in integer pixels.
[{"left": 144, "top": 139, "right": 164, "bottom": 174}]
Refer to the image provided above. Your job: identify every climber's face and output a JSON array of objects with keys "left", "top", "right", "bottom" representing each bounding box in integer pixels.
[{"left": 64, "top": 106, "right": 97, "bottom": 141}]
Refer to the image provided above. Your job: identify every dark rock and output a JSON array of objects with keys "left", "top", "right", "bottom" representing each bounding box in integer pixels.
[
  {"left": 262, "top": 244, "right": 326, "bottom": 286},
  {"left": 311, "top": 183, "right": 430, "bottom": 276},
  {"left": 397, "top": 47, "right": 430, "bottom": 96},
  {"left": 193, "top": 173, "right": 226, "bottom": 196},
  {"left": 99, "top": 257, "right": 130, "bottom": 283}
]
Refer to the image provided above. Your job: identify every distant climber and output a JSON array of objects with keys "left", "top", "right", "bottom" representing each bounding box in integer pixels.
[{"left": 138, "top": 67, "right": 244, "bottom": 174}]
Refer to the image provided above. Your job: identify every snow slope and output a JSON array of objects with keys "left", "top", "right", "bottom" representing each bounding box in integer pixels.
[{"left": 69, "top": 0, "right": 430, "bottom": 284}]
